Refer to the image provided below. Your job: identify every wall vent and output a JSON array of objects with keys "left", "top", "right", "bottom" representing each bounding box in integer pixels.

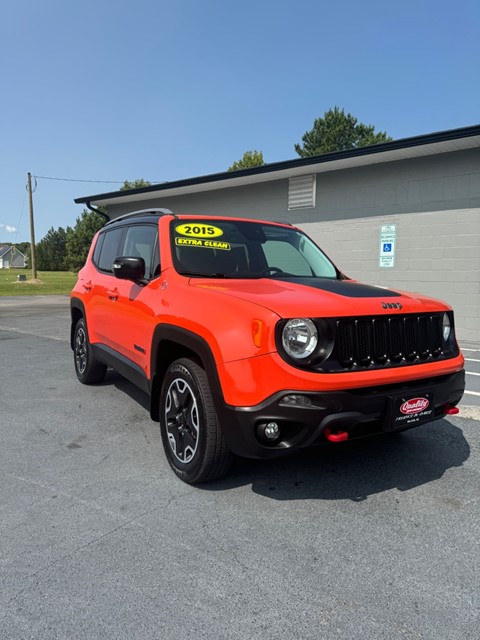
[{"left": 288, "top": 175, "right": 316, "bottom": 210}]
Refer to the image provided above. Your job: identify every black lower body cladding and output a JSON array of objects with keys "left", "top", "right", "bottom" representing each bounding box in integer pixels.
[{"left": 215, "top": 370, "right": 465, "bottom": 459}]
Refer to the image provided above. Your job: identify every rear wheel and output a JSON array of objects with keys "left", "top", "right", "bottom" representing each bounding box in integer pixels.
[
  {"left": 159, "top": 358, "right": 232, "bottom": 483},
  {"left": 73, "top": 318, "right": 107, "bottom": 384}
]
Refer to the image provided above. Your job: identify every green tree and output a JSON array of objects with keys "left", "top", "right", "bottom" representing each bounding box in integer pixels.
[
  {"left": 120, "top": 179, "right": 152, "bottom": 191},
  {"left": 36, "top": 227, "right": 68, "bottom": 271},
  {"left": 294, "top": 106, "right": 392, "bottom": 157},
  {"left": 228, "top": 150, "right": 265, "bottom": 171},
  {"left": 65, "top": 210, "right": 105, "bottom": 272}
]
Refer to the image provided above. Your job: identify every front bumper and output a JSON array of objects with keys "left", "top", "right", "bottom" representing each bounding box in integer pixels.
[{"left": 216, "top": 370, "right": 465, "bottom": 459}]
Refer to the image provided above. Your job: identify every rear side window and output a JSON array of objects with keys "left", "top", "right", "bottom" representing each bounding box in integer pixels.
[
  {"left": 96, "top": 228, "right": 124, "bottom": 273},
  {"left": 92, "top": 233, "right": 105, "bottom": 265}
]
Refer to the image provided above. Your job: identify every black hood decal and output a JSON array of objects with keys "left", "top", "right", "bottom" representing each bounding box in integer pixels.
[{"left": 277, "top": 277, "right": 401, "bottom": 298}]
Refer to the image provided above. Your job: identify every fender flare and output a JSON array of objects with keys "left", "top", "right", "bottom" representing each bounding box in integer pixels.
[
  {"left": 149, "top": 324, "right": 225, "bottom": 421},
  {"left": 70, "top": 297, "right": 86, "bottom": 350}
]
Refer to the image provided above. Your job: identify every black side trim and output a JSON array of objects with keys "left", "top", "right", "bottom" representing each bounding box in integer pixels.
[
  {"left": 217, "top": 370, "right": 465, "bottom": 459},
  {"left": 92, "top": 344, "right": 150, "bottom": 395},
  {"left": 71, "top": 295, "right": 148, "bottom": 389}
]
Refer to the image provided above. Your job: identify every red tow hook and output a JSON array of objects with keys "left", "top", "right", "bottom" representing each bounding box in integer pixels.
[
  {"left": 444, "top": 405, "right": 460, "bottom": 415},
  {"left": 324, "top": 429, "right": 349, "bottom": 443}
]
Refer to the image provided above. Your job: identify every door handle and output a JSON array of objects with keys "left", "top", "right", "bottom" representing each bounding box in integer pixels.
[{"left": 107, "top": 289, "right": 119, "bottom": 301}]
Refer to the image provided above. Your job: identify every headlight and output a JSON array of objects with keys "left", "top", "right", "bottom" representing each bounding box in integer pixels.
[
  {"left": 282, "top": 318, "right": 318, "bottom": 359},
  {"left": 442, "top": 313, "right": 451, "bottom": 342}
]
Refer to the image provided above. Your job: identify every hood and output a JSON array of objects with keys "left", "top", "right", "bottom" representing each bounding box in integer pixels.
[{"left": 190, "top": 277, "right": 450, "bottom": 317}]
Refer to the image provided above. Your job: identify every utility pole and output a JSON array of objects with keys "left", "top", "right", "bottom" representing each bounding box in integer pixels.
[{"left": 27, "top": 172, "right": 37, "bottom": 280}]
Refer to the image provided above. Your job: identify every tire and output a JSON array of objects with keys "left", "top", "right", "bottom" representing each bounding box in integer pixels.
[
  {"left": 73, "top": 318, "right": 107, "bottom": 384},
  {"left": 159, "top": 358, "right": 233, "bottom": 484}
]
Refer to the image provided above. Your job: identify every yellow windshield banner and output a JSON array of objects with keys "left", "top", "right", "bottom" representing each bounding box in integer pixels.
[
  {"left": 175, "top": 237, "right": 231, "bottom": 251},
  {"left": 175, "top": 224, "right": 224, "bottom": 238}
]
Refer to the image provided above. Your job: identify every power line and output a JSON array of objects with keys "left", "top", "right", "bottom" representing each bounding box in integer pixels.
[
  {"left": 33, "top": 175, "right": 161, "bottom": 185},
  {"left": 34, "top": 175, "right": 125, "bottom": 184},
  {"left": 12, "top": 190, "right": 27, "bottom": 244}
]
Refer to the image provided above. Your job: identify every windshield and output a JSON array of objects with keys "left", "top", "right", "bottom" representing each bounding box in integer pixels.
[{"left": 171, "top": 219, "right": 339, "bottom": 279}]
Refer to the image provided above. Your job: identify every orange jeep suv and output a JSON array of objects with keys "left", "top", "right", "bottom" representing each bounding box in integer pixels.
[{"left": 70, "top": 210, "right": 465, "bottom": 483}]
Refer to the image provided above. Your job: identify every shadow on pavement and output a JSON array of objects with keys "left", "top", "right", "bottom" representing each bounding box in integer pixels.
[
  {"left": 206, "top": 420, "right": 470, "bottom": 501},
  {"left": 102, "top": 369, "right": 151, "bottom": 412},
  {"left": 99, "top": 370, "right": 470, "bottom": 502}
]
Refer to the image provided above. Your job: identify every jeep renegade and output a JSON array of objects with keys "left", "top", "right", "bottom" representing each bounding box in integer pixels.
[{"left": 70, "top": 210, "right": 465, "bottom": 483}]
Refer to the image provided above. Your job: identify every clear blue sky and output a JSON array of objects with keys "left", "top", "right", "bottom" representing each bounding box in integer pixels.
[{"left": 1, "top": 0, "right": 479, "bottom": 243}]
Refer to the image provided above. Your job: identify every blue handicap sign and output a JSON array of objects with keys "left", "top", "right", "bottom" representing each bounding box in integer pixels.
[{"left": 383, "top": 243, "right": 392, "bottom": 253}]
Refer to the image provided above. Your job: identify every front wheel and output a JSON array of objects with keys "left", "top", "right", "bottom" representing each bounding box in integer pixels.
[
  {"left": 159, "top": 358, "right": 232, "bottom": 483},
  {"left": 73, "top": 318, "right": 107, "bottom": 384}
]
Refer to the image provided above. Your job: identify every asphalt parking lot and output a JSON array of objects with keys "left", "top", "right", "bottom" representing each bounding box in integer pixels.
[{"left": 0, "top": 296, "right": 479, "bottom": 640}]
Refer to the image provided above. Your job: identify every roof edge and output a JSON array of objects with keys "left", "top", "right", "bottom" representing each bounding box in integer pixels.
[{"left": 75, "top": 124, "right": 480, "bottom": 205}]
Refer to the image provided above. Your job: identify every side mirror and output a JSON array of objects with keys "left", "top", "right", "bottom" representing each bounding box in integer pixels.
[{"left": 113, "top": 256, "right": 146, "bottom": 283}]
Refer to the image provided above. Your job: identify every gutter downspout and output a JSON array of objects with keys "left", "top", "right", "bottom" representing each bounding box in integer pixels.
[{"left": 85, "top": 201, "right": 110, "bottom": 224}]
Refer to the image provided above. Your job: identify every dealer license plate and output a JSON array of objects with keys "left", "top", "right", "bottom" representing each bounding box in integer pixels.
[{"left": 388, "top": 392, "right": 434, "bottom": 431}]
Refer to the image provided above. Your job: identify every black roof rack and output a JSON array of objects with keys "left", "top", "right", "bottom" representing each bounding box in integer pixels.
[{"left": 103, "top": 208, "right": 174, "bottom": 226}]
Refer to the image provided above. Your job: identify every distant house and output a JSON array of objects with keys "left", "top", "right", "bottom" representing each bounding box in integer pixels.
[{"left": 0, "top": 245, "right": 27, "bottom": 269}]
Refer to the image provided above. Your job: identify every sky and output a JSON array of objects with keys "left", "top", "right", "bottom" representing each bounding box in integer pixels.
[{"left": 1, "top": 0, "right": 479, "bottom": 243}]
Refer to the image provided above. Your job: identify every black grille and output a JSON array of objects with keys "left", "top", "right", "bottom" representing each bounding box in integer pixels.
[{"left": 335, "top": 314, "right": 449, "bottom": 370}]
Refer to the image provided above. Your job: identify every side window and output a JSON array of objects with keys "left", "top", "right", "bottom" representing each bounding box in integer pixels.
[
  {"left": 92, "top": 233, "right": 105, "bottom": 265},
  {"left": 97, "top": 228, "right": 124, "bottom": 273},
  {"left": 121, "top": 225, "right": 159, "bottom": 279}
]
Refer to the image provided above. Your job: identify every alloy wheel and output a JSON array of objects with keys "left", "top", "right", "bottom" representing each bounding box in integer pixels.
[{"left": 165, "top": 378, "right": 200, "bottom": 463}]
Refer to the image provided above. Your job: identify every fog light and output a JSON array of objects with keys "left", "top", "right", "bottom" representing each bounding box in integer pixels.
[
  {"left": 264, "top": 422, "right": 280, "bottom": 440},
  {"left": 257, "top": 421, "right": 281, "bottom": 442}
]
